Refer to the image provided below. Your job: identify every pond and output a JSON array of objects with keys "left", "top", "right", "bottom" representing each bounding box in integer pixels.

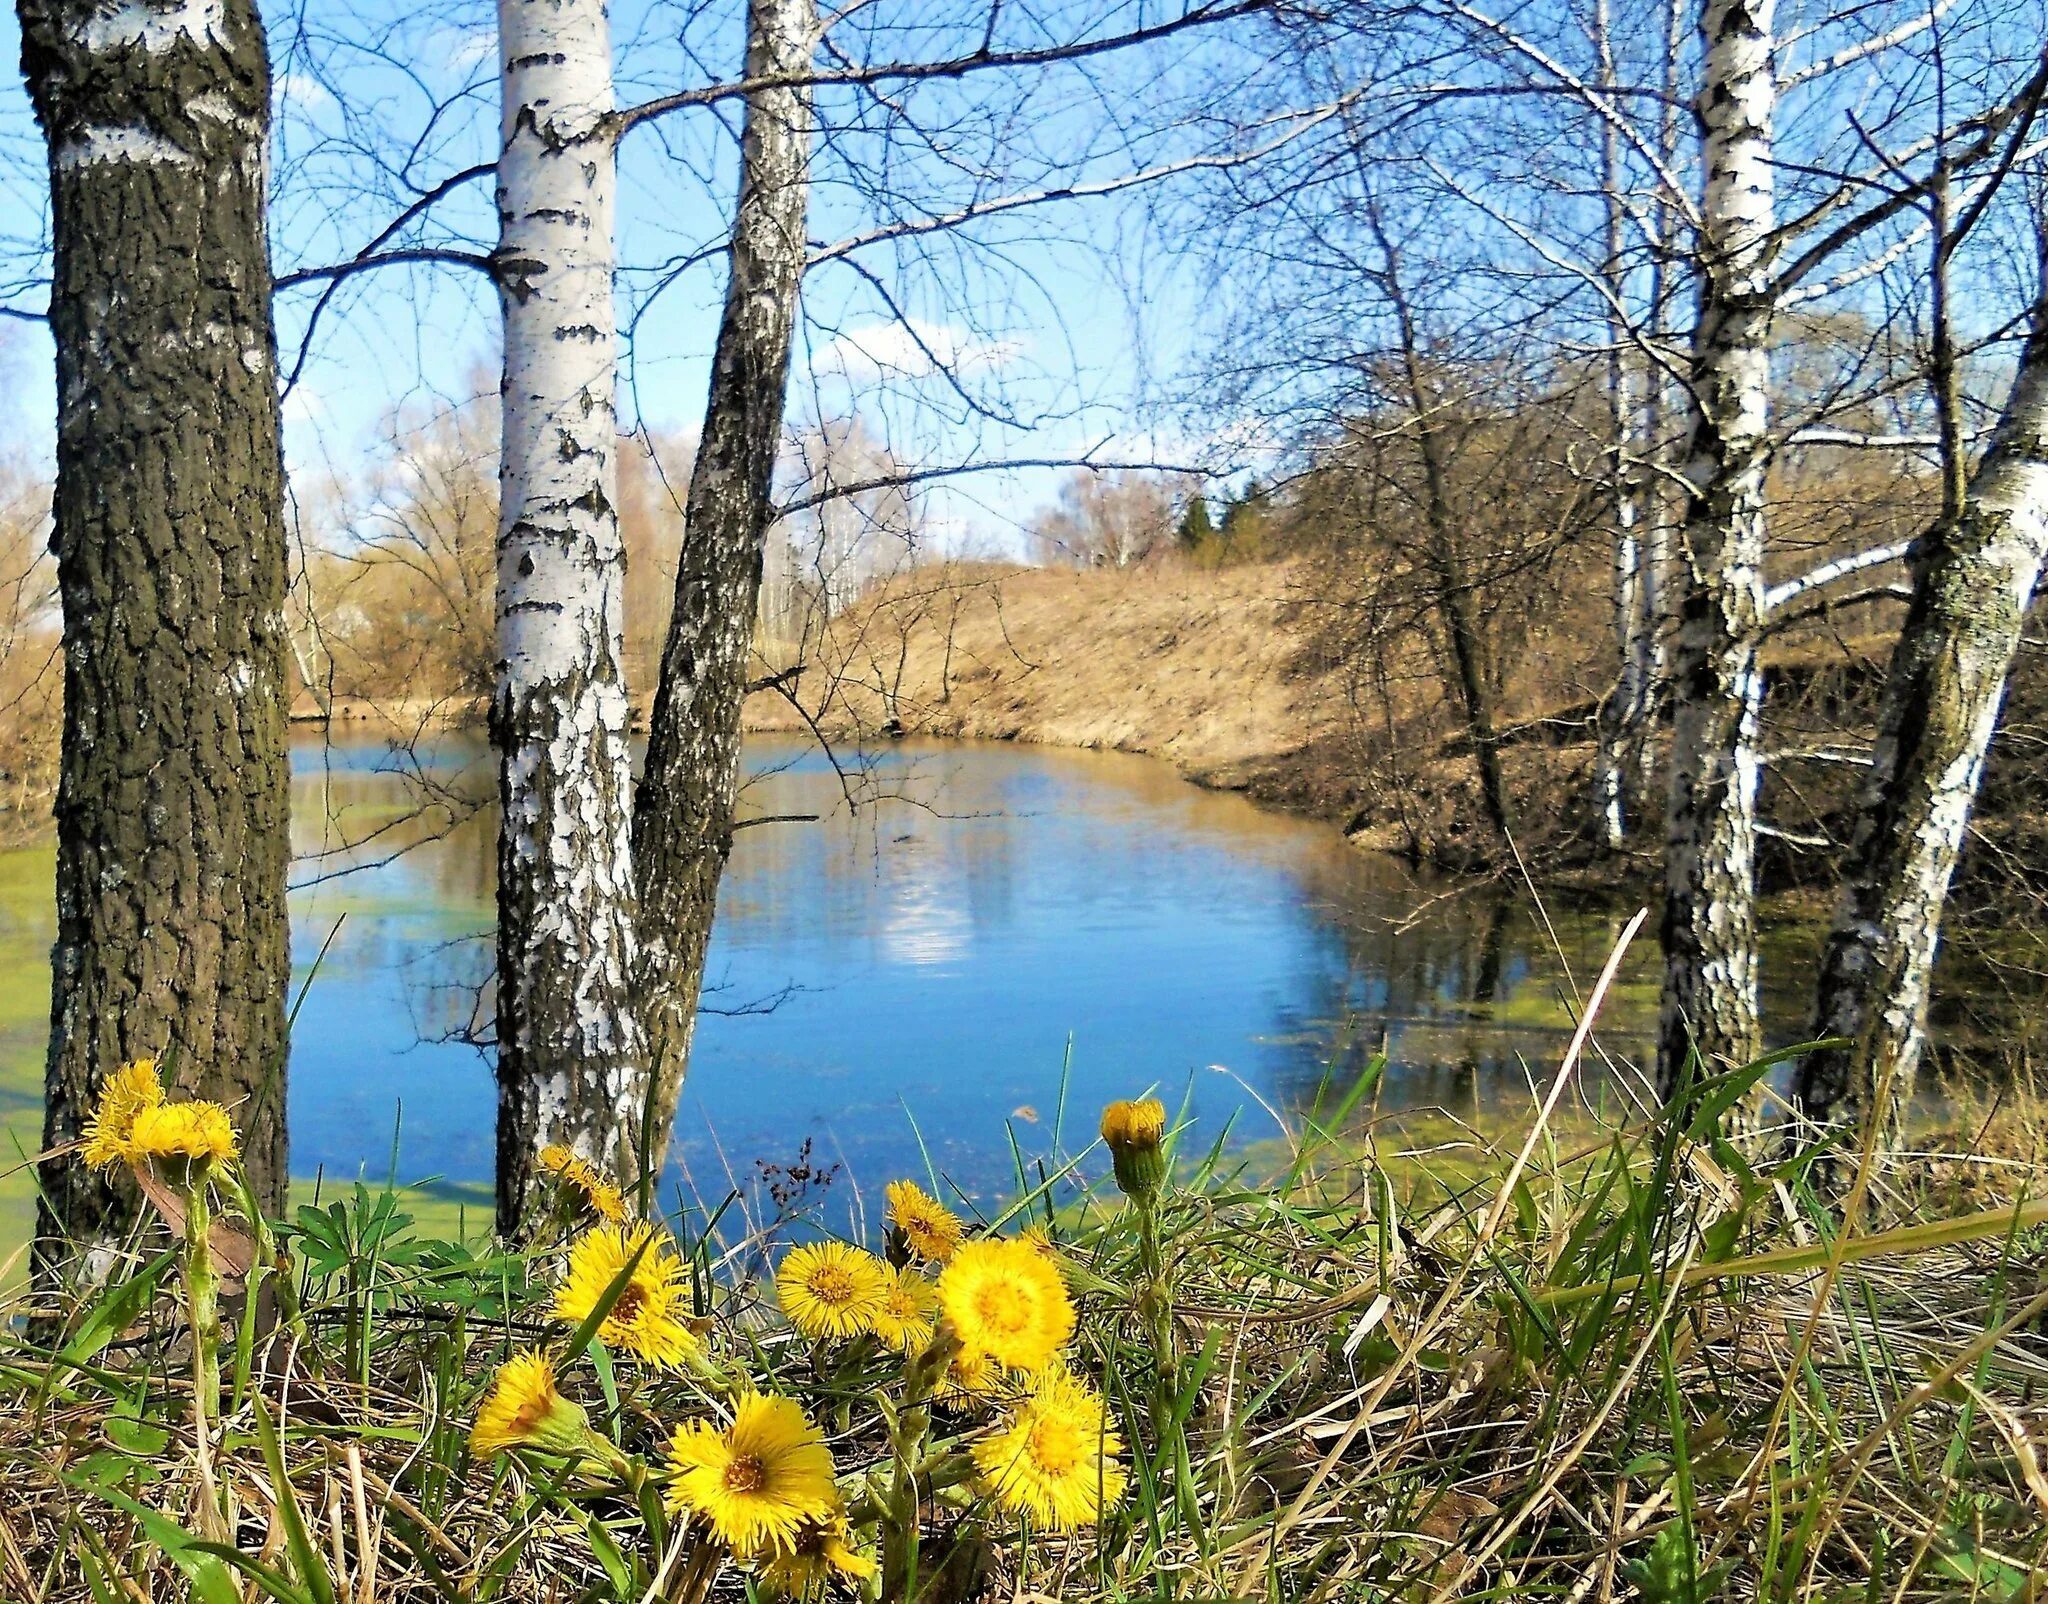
[{"left": 0, "top": 730, "right": 1821, "bottom": 1255}]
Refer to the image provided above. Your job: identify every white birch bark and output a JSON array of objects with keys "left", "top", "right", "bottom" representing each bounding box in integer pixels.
[
  {"left": 1592, "top": 0, "right": 1653, "bottom": 848},
  {"left": 492, "top": 0, "right": 649, "bottom": 1230},
  {"left": 1796, "top": 259, "right": 2048, "bottom": 1145},
  {"left": 1657, "top": 0, "right": 1775, "bottom": 1100},
  {"left": 1636, "top": 0, "right": 1687, "bottom": 799}
]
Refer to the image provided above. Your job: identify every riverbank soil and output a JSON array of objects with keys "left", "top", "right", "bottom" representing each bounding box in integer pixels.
[{"left": 743, "top": 560, "right": 1342, "bottom": 768}]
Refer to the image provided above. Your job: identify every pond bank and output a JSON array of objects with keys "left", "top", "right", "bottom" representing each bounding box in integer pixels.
[{"left": 736, "top": 560, "right": 1658, "bottom": 884}]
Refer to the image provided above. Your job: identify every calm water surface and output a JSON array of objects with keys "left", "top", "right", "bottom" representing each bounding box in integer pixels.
[
  {"left": 281, "top": 730, "right": 1695, "bottom": 1207},
  {"left": 4, "top": 729, "right": 1816, "bottom": 1241}
]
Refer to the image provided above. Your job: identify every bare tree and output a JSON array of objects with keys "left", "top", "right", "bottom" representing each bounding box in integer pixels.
[
  {"left": 632, "top": 0, "right": 820, "bottom": 1186},
  {"left": 765, "top": 415, "right": 920, "bottom": 639},
  {"left": 1589, "top": 0, "right": 1657, "bottom": 849},
  {"left": 1027, "top": 467, "right": 1186, "bottom": 569},
  {"left": 1655, "top": 0, "right": 1777, "bottom": 1099},
  {"left": 1796, "top": 210, "right": 2048, "bottom": 1149},
  {"left": 0, "top": 456, "right": 58, "bottom": 837},
  {"left": 19, "top": 0, "right": 296, "bottom": 1255}
]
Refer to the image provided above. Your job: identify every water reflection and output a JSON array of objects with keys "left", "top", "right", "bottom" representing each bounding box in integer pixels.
[{"left": 284, "top": 731, "right": 1683, "bottom": 1207}]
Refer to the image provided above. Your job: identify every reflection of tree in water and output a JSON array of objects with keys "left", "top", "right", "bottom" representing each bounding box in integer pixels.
[
  {"left": 280, "top": 726, "right": 1674, "bottom": 1187},
  {"left": 1257, "top": 865, "right": 1653, "bottom": 1129},
  {"left": 290, "top": 730, "right": 496, "bottom": 907},
  {"left": 715, "top": 741, "right": 1024, "bottom": 953}
]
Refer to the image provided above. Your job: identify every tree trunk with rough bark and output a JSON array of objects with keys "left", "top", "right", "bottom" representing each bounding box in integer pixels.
[
  {"left": 631, "top": 0, "right": 817, "bottom": 1171},
  {"left": 1794, "top": 246, "right": 2048, "bottom": 1147},
  {"left": 491, "top": 0, "right": 651, "bottom": 1231},
  {"left": 1658, "top": 0, "right": 1774, "bottom": 1101},
  {"left": 21, "top": 0, "right": 294, "bottom": 1261}
]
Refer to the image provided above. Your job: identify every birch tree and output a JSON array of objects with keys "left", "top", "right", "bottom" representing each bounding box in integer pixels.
[
  {"left": 491, "top": 0, "right": 651, "bottom": 1225},
  {"left": 19, "top": 0, "right": 295, "bottom": 1254},
  {"left": 206, "top": 0, "right": 1322, "bottom": 1228},
  {"left": 1655, "top": 0, "right": 1775, "bottom": 1098},
  {"left": 1795, "top": 218, "right": 2048, "bottom": 1148},
  {"left": 1590, "top": 0, "right": 1656, "bottom": 851}
]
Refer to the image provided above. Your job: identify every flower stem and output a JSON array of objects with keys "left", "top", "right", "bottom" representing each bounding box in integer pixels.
[
  {"left": 184, "top": 1170, "right": 227, "bottom": 1540},
  {"left": 881, "top": 1330, "right": 952, "bottom": 1601},
  {"left": 1136, "top": 1195, "right": 1177, "bottom": 1439}
]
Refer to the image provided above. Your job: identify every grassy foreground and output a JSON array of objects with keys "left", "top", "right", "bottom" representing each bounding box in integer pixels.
[{"left": 2, "top": 1030, "right": 2046, "bottom": 1604}]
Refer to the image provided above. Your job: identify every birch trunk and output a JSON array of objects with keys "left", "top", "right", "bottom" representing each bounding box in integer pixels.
[
  {"left": 492, "top": 0, "right": 649, "bottom": 1230},
  {"left": 1657, "top": 0, "right": 1774, "bottom": 1100},
  {"left": 1635, "top": 0, "right": 1688, "bottom": 799},
  {"left": 632, "top": 0, "right": 817, "bottom": 1166},
  {"left": 1794, "top": 254, "right": 2048, "bottom": 1145},
  {"left": 20, "top": 0, "right": 294, "bottom": 1258},
  {"left": 1592, "top": 0, "right": 1652, "bottom": 848}
]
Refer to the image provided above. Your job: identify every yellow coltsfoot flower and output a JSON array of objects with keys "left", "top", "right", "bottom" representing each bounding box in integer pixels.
[
  {"left": 936, "top": 1343, "right": 1011, "bottom": 1407},
  {"left": 972, "top": 1369, "right": 1127, "bottom": 1530},
  {"left": 870, "top": 1266, "right": 938, "bottom": 1354},
  {"left": 553, "top": 1223, "right": 699, "bottom": 1370},
  {"left": 663, "top": 1392, "right": 841, "bottom": 1554},
  {"left": 127, "top": 1100, "right": 238, "bottom": 1168},
  {"left": 937, "top": 1237, "right": 1075, "bottom": 1374},
  {"left": 537, "top": 1143, "right": 629, "bottom": 1224},
  {"left": 81, "top": 1058, "right": 164, "bottom": 1170},
  {"left": 469, "top": 1349, "right": 598, "bottom": 1460},
  {"left": 751, "top": 1515, "right": 876, "bottom": 1599},
  {"left": 884, "top": 1178, "right": 964, "bottom": 1263},
  {"left": 776, "top": 1241, "right": 889, "bottom": 1341},
  {"left": 1100, "top": 1097, "right": 1168, "bottom": 1198}
]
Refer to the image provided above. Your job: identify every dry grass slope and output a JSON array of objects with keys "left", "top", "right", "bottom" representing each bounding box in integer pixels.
[{"left": 746, "top": 561, "right": 1341, "bottom": 776}]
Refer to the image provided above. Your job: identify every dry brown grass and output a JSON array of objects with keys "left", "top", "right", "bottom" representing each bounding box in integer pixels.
[{"left": 743, "top": 560, "right": 1343, "bottom": 774}]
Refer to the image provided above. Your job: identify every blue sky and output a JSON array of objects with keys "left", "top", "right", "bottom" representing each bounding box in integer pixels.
[
  {"left": 0, "top": 0, "right": 1261, "bottom": 555},
  {"left": 7, "top": 0, "right": 2044, "bottom": 553}
]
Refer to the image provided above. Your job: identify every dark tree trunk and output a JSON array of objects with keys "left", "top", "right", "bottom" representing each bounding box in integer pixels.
[
  {"left": 1374, "top": 221, "right": 1513, "bottom": 850},
  {"left": 20, "top": 0, "right": 293, "bottom": 1257},
  {"left": 632, "top": 0, "right": 817, "bottom": 1166}
]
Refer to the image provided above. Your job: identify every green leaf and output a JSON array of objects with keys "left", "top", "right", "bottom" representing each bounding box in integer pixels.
[
  {"left": 47, "top": 1249, "right": 174, "bottom": 1385},
  {"left": 66, "top": 1482, "right": 244, "bottom": 1604},
  {"left": 250, "top": 1393, "right": 340, "bottom": 1604},
  {"left": 1622, "top": 1524, "right": 1735, "bottom": 1604},
  {"left": 105, "top": 1408, "right": 173, "bottom": 1458}
]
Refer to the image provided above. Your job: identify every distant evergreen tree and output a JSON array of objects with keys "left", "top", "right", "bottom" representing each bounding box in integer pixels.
[
  {"left": 1219, "top": 478, "right": 1269, "bottom": 555},
  {"left": 1175, "top": 495, "right": 1216, "bottom": 555}
]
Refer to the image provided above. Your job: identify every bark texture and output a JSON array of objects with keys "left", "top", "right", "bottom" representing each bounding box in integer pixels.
[
  {"left": 492, "top": 0, "right": 650, "bottom": 1230},
  {"left": 633, "top": 0, "right": 817, "bottom": 1168},
  {"left": 21, "top": 0, "right": 294, "bottom": 1256},
  {"left": 1658, "top": 0, "right": 1774, "bottom": 1099},
  {"left": 1593, "top": 0, "right": 1655, "bottom": 848},
  {"left": 1794, "top": 267, "right": 2048, "bottom": 1144}
]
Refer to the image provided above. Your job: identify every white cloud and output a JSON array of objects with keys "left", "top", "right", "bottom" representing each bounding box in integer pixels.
[
  {"left": 813, "top": 319, "right": 1025, "bottom": 382},
  {"left": 274, "top": 72, "right": 335, "bottom": 117}
]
